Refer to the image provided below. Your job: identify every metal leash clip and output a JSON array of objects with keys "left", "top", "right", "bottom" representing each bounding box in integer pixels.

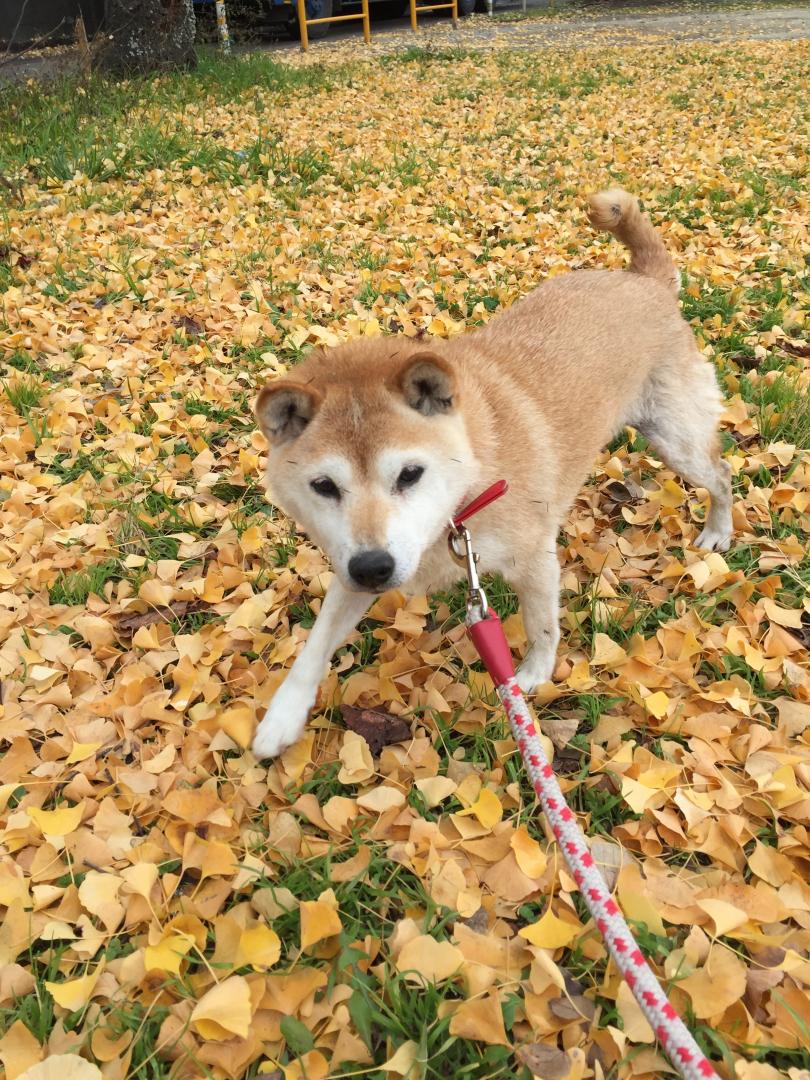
[{"left": 448, "top": 522, "right": 488, "bottom": 620}]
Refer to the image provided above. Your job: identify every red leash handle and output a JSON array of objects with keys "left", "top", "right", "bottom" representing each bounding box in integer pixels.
[
  {"left": 453, "top": 479, "right": 508, "bottom": 529},
  {"left": 467, "top": 608, "right": 515, "bottom": 686}
]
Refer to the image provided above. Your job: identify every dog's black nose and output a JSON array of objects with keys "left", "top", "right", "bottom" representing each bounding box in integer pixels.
[{"left": 348, "top": 549, "right": 395, "bottom": 590}]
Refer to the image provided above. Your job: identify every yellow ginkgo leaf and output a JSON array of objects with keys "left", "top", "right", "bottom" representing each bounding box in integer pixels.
[
  {"left": 77, "top": 872, "right": 123, "bottom": 933},
  {"left": 28, "top": 804, "right": 84, "bottom": 837},
  {"left": 217, "top": 704, "right": 255, "bottom": 748},
  {"left": 144, "top": 929, "right": 196, "bottom": 975},
  {"left": 190, "top": 975, "right": 252, "bottom": 1040},
  {"left": 17, "top": 1057, "right": 102, "bottom": 1080},
  {"left": 519, "top": 909, "right": 580, "bottom": 950},
  {"left": 448, "top": 991, "right": 509, "bottom": 1046},
  {"left": 120, "top": 863, "right": 159, "bottom": 901},
  {"left": 45, "top": 963, "right": 104, "bottom": 1011},
  {"left": 696, "top": 898, "right": 749, "bottom": 938},
  {"left": 300, "top": 889, "right": 342, "bottom": 950},
  {"left": 456, "top": 787, "right": 502, "bottom": 830},
  {"left": 235, "top": 924, "right": 281, "bottom": 970},
  {"left": 643, "top": 691, "right": 670, "bottom": 719},
  {"left": 678, "top": 946, "right": 747, "bottom": 1020},
  {"left": 379, "top": 1041, "right": 418, "bottom": 1076},
  {"left": 356, "top": 785, "right": 406, "bottom": 813},
  {"left": 617, "top": 865, "right": 666, "bottom": 937},
  {"left": 510, "top": 825, "right": 547, "bottom": 879},
  {"left": 0, "top": 1019, "right": 43, "bottom": 1079},
  {"left": 64, "top": 742, "right": 102, "bottom": 765},
  {"left": 282, "top": 1051, "right": 329, "bottom": 1080},
  {"left": 395, "top": 935, "right": 463, "bottom": 984}
]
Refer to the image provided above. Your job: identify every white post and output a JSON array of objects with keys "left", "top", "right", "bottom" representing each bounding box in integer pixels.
[{"left": 215, "top": 0, "right": 232, "bottom": 53}]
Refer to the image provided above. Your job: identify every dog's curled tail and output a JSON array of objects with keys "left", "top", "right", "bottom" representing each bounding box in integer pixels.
[{"left": 587, "top": 189, "right": 680, "bottom": 293}]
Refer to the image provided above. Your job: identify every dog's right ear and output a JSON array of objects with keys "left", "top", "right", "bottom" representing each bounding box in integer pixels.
[
  {"left": 394, "top": 352, "right": 456, "bottom": 417},
  {"left": 255, "top": 382, "right": 323, "bottom": 444}
]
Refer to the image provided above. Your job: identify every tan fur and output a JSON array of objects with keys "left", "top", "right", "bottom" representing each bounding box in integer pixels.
[
  {"left": 587, "top": 189, "right": 680, "bottom": 293},
  {"left": 251, "top": 189, "right": 733, "bottom": 759}
]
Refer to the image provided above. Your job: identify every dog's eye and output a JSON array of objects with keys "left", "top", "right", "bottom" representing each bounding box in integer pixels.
[
  {"left": 310, "top": 477, "right": 340, "bottom": 500},
  {"left": 396, "top": 465, "right": 424, "bottom": 492}
]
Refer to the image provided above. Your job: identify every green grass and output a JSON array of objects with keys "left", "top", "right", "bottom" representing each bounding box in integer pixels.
[
  {"left": 4, "top": 375, "right": 45, "bottom": 414},
  {"left": 48, "top": 560, "right": 124, "bottom": 606},
  {"left": 743, "top": 373, "right": 810, "bottom": 446},
  {"left": 0, "top": 50, "right": 340, "bottom": 187}
]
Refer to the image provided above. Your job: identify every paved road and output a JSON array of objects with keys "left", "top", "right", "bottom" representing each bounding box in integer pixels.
[
  {"left": 1, "top": 3, "right": 808, "bottom": 82},
  {"left": 287, "top": 2, "right": 810, "bottom": 52}
]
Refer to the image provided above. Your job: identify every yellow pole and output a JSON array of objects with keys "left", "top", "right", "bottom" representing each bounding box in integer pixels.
[
  {"left": 361, "top": 0, "right": 371, "bottom": 43},
  {"left": 451, "top": 0, "right": 457, "bottom": 24},
  {"left": 297, "top": 0, "right": 309, "bottom": 50},
  {"left": 410, "top": 0, "right": 418, "bottom": 31}
]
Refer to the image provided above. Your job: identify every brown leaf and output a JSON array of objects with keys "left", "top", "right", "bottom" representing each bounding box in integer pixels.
[
  {"left": 542, "top": 713, "right": 580, "bottom": 751},
  {"left": 548, "top": 994, "right": 595, "bottom": 1022},
  {"left": 460, "top": 906, "right": 489, "bottom": 934},
  {"left": 340, "top": 705, "right": 411, "bottom": 757},
  {"left": 728, "top": 351, "right": 761, "bottom": 370},
  {"left": 172, "top": 315, "right": 204, "bottom": 336},
  {"left": 778, "top": 339, "right": 810, "bottom": 357},
  {"left": 115, "top": 601, "right": 206, "bottom": 633},
  {"left": 516, "top": 1043, "right": 572, "bottom": 1079}
]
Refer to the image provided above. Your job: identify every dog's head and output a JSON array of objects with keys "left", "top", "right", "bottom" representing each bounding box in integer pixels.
[{"left": 255, "top": 345, "right": 478, "bottom": 592}]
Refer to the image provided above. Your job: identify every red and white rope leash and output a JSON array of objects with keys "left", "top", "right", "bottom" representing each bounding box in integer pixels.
[{"left": 450, "top": 482, "right": 720, "bottom": 1080}]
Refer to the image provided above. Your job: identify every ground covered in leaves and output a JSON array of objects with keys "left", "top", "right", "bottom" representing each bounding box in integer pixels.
[{"left": 0, "top": 31, "right": 809, "bottom": 1080}]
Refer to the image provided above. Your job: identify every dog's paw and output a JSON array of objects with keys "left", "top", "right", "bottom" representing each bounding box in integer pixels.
[
  {"left": 515, "top": 659, "right": 555, "bottom": 695},
  {"left": 694, "top": 526, "right": 732, "bottom": 552},
  {"left": 252, "top": 680, "right": 316, "bottom": 760}
]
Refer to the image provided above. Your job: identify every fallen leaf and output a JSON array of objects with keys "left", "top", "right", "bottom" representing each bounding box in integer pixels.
[
  {"left": 396, "top": 935, "right": 463, "bottom": 984},
  {"left": 300, "top": 890, "right": 342, "bottom": 949},
  {"left": 448, "top": 991, "right": 509, "bottom": 1046},
  {"left": 456, "top": 787, "right": 503, "bottom": 830},
  {"left": 45, "top": 964, "right": 104, "bottom": 1011},
  {"left": 16, "top": 1059, "right": 102, "bottom": 1080},
  {"left": 28, "top": 803, "right": 84, "bottom": 836},
  {"left": 190, "top": 975, "right": 253, "bottom": 1040},
  {"left": 515, "top": 1043, "right": 572, "bottom": 1079},
  {"left": 341, "top": 704, "right": 411, "bottom": 756},
  {"left": 519, "top": 910, "right": 580, "bottom": 950}
]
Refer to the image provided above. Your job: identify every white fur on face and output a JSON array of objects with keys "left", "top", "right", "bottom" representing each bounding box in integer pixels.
[
  {"left": 375, "top": 447, "right": 473, "bottom": 587},
  {"left": 268, "top": 440, "right": 477, "bottom": 591}
]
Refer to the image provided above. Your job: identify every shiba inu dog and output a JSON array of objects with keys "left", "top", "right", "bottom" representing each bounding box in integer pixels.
[{"left": 251, "top": 189, "right": 733, "bottom": 759}]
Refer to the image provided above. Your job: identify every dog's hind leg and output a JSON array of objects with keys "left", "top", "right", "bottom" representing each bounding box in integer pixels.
[
  {"left": 512, "top": 539, "right": 561, "bottom": 693},
  {"left": 633, "top": 361, "right": 733, "bottom": 552},
  {"left": 252, "top": 580, "right": 372, "bottom": 759}
]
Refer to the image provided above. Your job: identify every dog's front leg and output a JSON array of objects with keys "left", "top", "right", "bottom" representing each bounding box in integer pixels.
[
  {"left": 252, "top": 580, "right": 372, "bottom": 760},
  {"left": 513, "top": 543, "right": 561, "bottom": 693}
]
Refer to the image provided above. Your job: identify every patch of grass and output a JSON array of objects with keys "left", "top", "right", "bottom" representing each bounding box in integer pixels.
[
  {"left": 433, "top": 574, "right": 519, "bottom": 631},
  {"left": 680, "top": 281, "right": 739, "bottom": 325},
  {"left": 388, "top": 45, "right": 475, "bottom": 66},
  {"left": 4, "top": 348, "right": 38, "bottom": 374},
  {"left": 115, "top": 506, "right": 182, "bottom": 563},
  {"left": 0, "top": 52, "right": 340, "bottom": 186},
  {"left": 48, "top": 560, "right": 124, "bottom": 606},
  {"left": 4, "top": 376, "right": 45, "bottom": 414},
  {"left": 742, "top": 373, "right": 810, "bottom": 447},
  {"left": 185, "top": 394, "right": 249, "bottom": 424},
  {"left": 46, "top": 451, "right": 105, "bottom": 483}
]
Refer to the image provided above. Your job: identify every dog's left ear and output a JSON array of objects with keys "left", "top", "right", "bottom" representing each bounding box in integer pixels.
[
  {"left": 394, "top": 352, "right": 456, "bottom": 416},
  {"left": 255, "top": 381, "right": 323, "bottom": 444}
]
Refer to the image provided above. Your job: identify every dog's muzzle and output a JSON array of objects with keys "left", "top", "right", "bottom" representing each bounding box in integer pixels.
[{"left": 348, "top": 549, "right": 395, "bottom": 591}]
